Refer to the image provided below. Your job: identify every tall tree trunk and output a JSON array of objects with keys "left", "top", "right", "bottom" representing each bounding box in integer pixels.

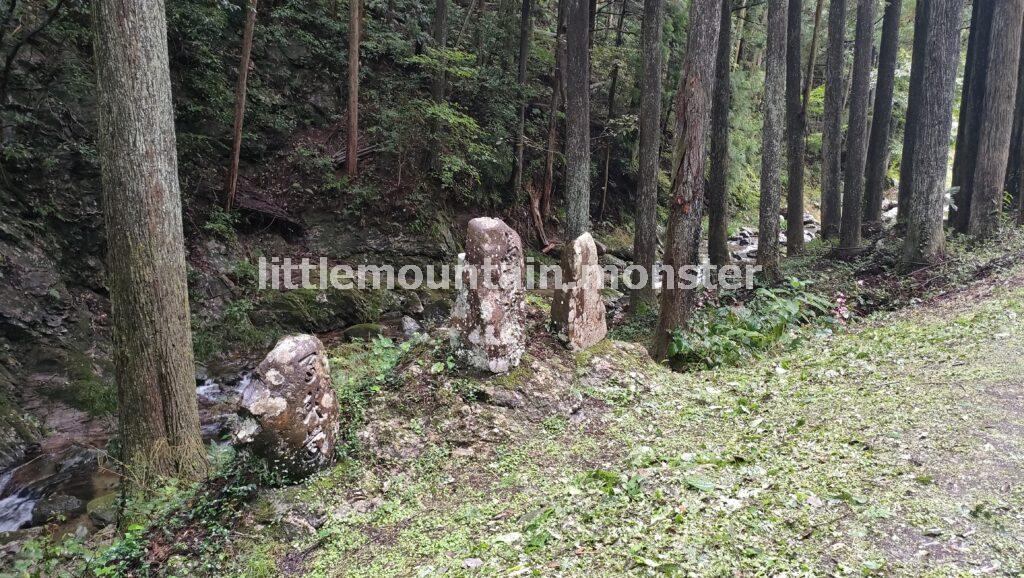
[
  {"left": 950, "top": 0, "right": 993, "bottom": 233},
  {"left": 1007, "top": 29, "right": 1024, "bottom": 202},
  {"left": 564, "top": 0, "right": 591, "bottom": 240},
  {"left": 225, "top": 0, "right": 258, "bottom": 210},
  {"left": 758, "top": 0, "right": 788, "bottom": 281},
  {"left": 1018, "top": 116, "right": 1024, "bottom": 224},
  {"left": 92, "top": 0, "right": 208, "bottom": 494},
  {"left": 708, "top": 0, "right": 733, "bottom": 267},
  {"left": 896, "top": 0, "right": 929, "bottom": 225},
  {"left": 802, "top": 0, "right": 826, "bottom": 113},
  {"left": 734, "top": 1, "right": 748, "bottom": 64},
  {"left": 752, "top": 5, "right": 769, "bottom": 69},
  {"left": 631, "top": 0, "right": 665, "bottom": 310},
  {"left": 512, "top": 0, "right": 533, "bottom": 195},
  {"left": 967, "top": 0, "right": 1024, "bottom": 239},
  {"left": 431, "top": 0, "right": 449, "bottom": 101},
  {"left": 347, "top": 0, "right": 361, "bottom": 177},
  {"left": 785, "top": 0, "right": 805, "bottom": 256},
  {"left": 653, "top": 0, "right": 722, "bottom": 360},
  {"left": 820, "top": 0, "right": 847, "bottom": 239},
  {"left": 838, "top": 0, "right": 874, "bottom": 253},
  {"left": 863, "top": 0, "right": 902, "bottom": 229},
  {"left": 542, "top": 0, "right": 567, "bottom": 220},
  {"left": 902, "top": 0, "right": 964, "bottom": 267},
  {"left": 599, "top": 0, "right": 628, "bottom": 220}
]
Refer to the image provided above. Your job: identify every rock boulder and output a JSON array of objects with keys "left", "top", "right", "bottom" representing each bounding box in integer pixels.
[
  {"left": 236, "top": 334, "right": 340, "bottom": 477},
  {"left": 551, "top": 233, "right": 607, "bottom": 350},
  {"left": 449, "top": 218, "right": 526, "bottom": 373}
]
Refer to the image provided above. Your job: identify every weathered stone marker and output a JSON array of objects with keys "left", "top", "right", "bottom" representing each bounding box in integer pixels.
[
  {"left": 551, "top": 232, "right": 607, "bottom": 350},
  {"left": 450, "top": 217, "right": 526, "bottom": 373},
  {"left": 236, "top": 334, "right": 340, "bottom": 477}
]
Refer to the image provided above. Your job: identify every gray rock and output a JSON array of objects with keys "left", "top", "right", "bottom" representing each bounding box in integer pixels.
[
  {"left": 551, "top": 233, "right": 607, "bottom": 351},
  {"left": 86, "top": 493, "right": 117, "bottom": 528},
  {"left": 449, "top": 218, "right": 526, "bottom": 374},
  {"left": 342, "top": 323, "right": 386, "bottom": 342},
  {"left": 31, "top": 494, "right": 85, "bottom": 526},
  {"left": 236, "top": 334, "right": 341, "bottom": 478},
  {"left": 401, "top": 316, "right": 422, "bottom": 337},
  {"left": 598, "top": 252, "right": 628, "bottom": 269}
]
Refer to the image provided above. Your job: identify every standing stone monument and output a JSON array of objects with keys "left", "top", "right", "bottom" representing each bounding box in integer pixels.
[
  {"left": 551, "top": 232, "right": 607, "bottom": 350},
  {"left": 450, "top": 217, "right": 526, "bottom": 373},
  {"left": 236, "top": 334, "right": 340, "bottom": 477}
]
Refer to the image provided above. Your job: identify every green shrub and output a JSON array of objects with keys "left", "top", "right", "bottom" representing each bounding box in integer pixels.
[{"left": 668, "top": 278, "right": 835, "bottom": 369}]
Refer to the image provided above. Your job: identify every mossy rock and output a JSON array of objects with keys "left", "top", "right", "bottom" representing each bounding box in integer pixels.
[
  {"left": 86, "top": 493, "right": 118, "bottom": 528},
  {"left": 342, "top": 323, "right": 387, "bottom": 342},
  {"left": 254, "top": 288, "right": 395, "bottom": 334}
]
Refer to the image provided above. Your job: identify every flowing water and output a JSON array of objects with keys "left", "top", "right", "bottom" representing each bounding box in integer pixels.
[{"left": 0, "top": 471, "right": 37, "bottom": 532}]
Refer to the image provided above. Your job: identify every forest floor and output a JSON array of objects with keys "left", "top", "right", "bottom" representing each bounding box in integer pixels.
[{"left": 218, "top": 256, "right": 1024, "bottom": 576}]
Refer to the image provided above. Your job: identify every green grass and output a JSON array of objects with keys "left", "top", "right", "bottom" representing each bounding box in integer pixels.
[{"left": 235, "top": 272, "right": 1024, "bottom": 576}]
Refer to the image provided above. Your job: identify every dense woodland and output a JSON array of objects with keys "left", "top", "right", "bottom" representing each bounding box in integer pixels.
[{"left": 1, "top": 0, "right": 1024, "bottom": 575}]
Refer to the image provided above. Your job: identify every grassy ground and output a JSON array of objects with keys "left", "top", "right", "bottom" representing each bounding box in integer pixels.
[{"left": 224, "top": 264, "right": 1024, "bottom": 576}]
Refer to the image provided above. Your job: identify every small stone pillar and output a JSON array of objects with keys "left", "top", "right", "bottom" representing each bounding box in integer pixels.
[
  {"left": 449, "top": 217, "right": 526, "bottom": 373},
  {"left": 236, "top": 334, "right": 340, "bottom": 478},
  {"left": 551, "top": 232, "right": 607, "bottom": 350}
]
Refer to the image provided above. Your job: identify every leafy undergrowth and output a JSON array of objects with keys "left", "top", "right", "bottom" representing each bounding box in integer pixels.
[
  {"left": 783, "top": 225, "right": 1024, "bottom": 315},
  {"left": 211, "top": 263, "right": 1023, "bottom": 575},
  {"left": 667, "top": 278, "right": 837, "bottom": 369},
  {"left": 8, "top": 246, "right": 1024, "bottom": 577}
]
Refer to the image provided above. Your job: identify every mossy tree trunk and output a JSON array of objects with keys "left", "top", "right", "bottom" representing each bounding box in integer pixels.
[
  {"left": 820, "top": 0, "right": 847, "bottom": 239},
  {"left": 967, "top": 0, "right": 1024, "bottom": 239},
  {"left": 653, "top": 0, "right": 721, "bottom": 360},
  {"left": 631, "top": 0, "right": 665, "bottom": 310},
  {"left": 863, "top": 0, "right": 902, "bottom": 230},
  {"left": 707, "top": 0, "right": 733, "bottom": 267},
  {"left": 949, "top": 0, "right": 993, "bottom": 233},
  {"left": 785, "top": 0, "right": 805, "bottom": 256},
  {"left": 902, "top": 0, "right": 964, "bottom": 268},
  {"left": 896, "top": 0, "right": 930, "bottom": 225},
  {"left": 758, "top": 0, "right": 788, "bottom": 281},
  {"left": 564, "top": 0, "right": 591, "bottom": 240},
  {"left": 512, "top": 0, "right": 533, "bottom": 197},
  {"left": 92, "top": 0, "right": 208, "bottom": 495},
  {"left": 838, "top": 0, "right": 874, "bottom": 254},
  {"left": 347, "top": 0, "right": 361, "bottom": 177},
  {"left": 225, "top": 0, "right": 258, "bottom": 210}
]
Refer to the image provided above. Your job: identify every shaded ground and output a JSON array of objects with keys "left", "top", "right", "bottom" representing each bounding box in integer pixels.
[{"left": 217, "top": 267, "right": 1024, "bottom": 577}]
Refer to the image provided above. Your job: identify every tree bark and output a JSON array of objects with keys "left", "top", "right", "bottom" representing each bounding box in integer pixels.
[
  {"left": 785, "top": 0, "right": 805, "bottom": 255},
  {"left": 967, "top": 0, "right": 1024, "bottom": 239},
  {"left": 902, "top": 0, "right": 964, "bottom": 267},
  {"left": 631, "top": 0, "right": 665, "bottom": 310},
  {"left": 653, "top": 0, "right": 721, "bottom": 360},
  {"left": 347, "top": 0, "right": 361, "bottom": 177},
  {"left": 863, "top": 0, "right": 901, "bottom": 229},
  {"left": 896, "top": 0, "right": 929, "bottom": 225},
  {"left": 431, "top": 0, "right": 449, "bottom": 101},
  {"left": 802, "top": 0, "right": 825, "bottom": 114},
  {"left": 838, "top": 0, "right": 874, "bottom": 253},
  {"left": 758, "top": 0, "right": 788, "bottom": 281},
  {"left": 734, "top": 1, "right": 748, "bottom": 64},
  {"left": 599, "top": 0, "right": 628, "bottom": 220},
  {"left": 1007, "top": 28, "right": 1024, "bottom": 202},
  {"left": 512, "top": 0, "right": 533, "bottom": 196},
  {"left": 225, "top": 0, "right": 258, "bottom": 210},
  {"left": 820, "top": 0, "right": 847, "bottom": 239},
  {"left": 708, "top": 0, "right": 733, "bottom": 267},
  {"left": 950, "top": 0, "right": 993, "bottom": 232},
  {"left": 542, "top": 0, "right": 567, "bottom": 220},
  {"left": 92, "top": 0, "right": 208, "bottom": 494},
  {"left": 564, "top": 0, "right": 591, "bottom": 240}
]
